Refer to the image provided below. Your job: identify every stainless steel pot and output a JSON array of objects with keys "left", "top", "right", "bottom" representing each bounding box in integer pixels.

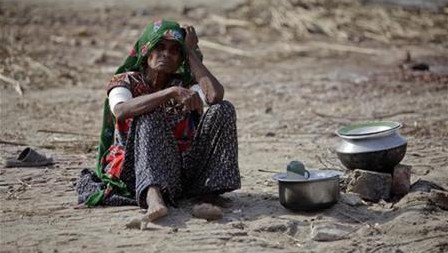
[
  {"left": 335, "top": 121, "right": 407, "bottom": 173},
  {"left": 273, "top": 170, "right": 342, "bottom": 211}
]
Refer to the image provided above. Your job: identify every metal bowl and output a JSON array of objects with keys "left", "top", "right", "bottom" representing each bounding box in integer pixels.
[
  {"left": 273, "top": 170, "right": 342, "bottom": 211},
  {"left": 335, "top": 121, "right": 407, "bottom": 173},
  {"left": 336, "top": 121, "right": 401, "bottom": 139}
]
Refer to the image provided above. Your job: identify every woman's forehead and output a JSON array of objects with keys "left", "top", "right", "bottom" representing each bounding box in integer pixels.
[{"left": 158, "top": 39, "right": 181, "bottom": 48}]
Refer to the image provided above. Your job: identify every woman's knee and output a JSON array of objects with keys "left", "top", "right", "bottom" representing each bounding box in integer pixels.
[
  {"left": 208, "top": 100, "right": 236, "bottom": 121},
  {"left": 133, "top": 108, "right": 168, "bottom": 134}
]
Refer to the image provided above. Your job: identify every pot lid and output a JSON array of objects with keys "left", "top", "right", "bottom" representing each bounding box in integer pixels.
[
  {"left": 336, "top": 121, "right": 401, "bottom": 139},
  {"left": 273, "top": 169, "right": 343, "bottom": 182}
]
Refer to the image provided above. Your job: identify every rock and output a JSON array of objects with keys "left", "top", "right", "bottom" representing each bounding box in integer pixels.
[
  {"left": 192, "top": 203, "right": 223, "bottom": 221},
  {"left": 254, "top": 223, "right": 288, "bottom": 233},
  {"left": 230, "top": 221, "right": 246, "bottom": 230},
  {"left": 339, "top": 173, "right": 352, "bottom": 192},
  {"left": 410, "top": 62, "right": 430, "bottom": 71},
  {"left": 75, "top": 27, "right": 90, "bottom": 37},
  {"left": 391, "top": 164, "right": 411, "bottom": 197},
  {"left": 347, "top": 169, "right": 392, "bottom": 201},
  {"left": 124, "top": 216, "right": 163, "bottom": 231},
  {"left": 91, "top": 51, "right": 107, "bottom": 64},
  {"left": 341, "top": 192, "right": 364, "bottom": 206},
  {"left": 311, "top": 222, "right": 356, "bottom": 242},
  {"left": 251, "top": 218, "right": 297, "bottom": 235},
  {"left": 125, "top": 216, "right": 143, "bottom": 230},
  {"left": 140, "top": 216, "right": 150, "bottom": 230},
  {"left": 429, "top": 190, "right": 448, "bottom": 210},
  {"left": 265, "top": 132, "right": 276, "bottom": 137},
  {"left": 394, "top": 189, "right": 448, "bottom": 210},
  {"left": 394, "top": 191, "right": 430, "bottom": 209},
  {"left": 410, "top": 179, "right": 445, "bottom": 193}
]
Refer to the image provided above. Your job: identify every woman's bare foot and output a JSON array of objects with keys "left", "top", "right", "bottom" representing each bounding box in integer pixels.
[{"left": 145, "top": 186, "right": 168, "bottom": 222}]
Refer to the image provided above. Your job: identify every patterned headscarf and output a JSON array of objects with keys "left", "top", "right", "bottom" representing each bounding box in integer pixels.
[
  {"left": 115, "top": 19, "right": 196, "bottom": 83},
  {"left": 86, "top": 20, "right": 200, "bottom": 206}
]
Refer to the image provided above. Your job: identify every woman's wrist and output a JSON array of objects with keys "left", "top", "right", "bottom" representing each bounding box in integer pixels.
[
  {"left": 166, "top": 86, "right": 179, "bottom": 100},
  {"left": 186, "top": 48, "right": 201, "bottom": 72},
  {"left": 186, "top": 46, "right": 198, "bottom": 58}
]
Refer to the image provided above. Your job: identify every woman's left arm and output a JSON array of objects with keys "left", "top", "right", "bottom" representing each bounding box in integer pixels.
[{"left": 184, "top": 26, "right": 224, "bottom": 105}]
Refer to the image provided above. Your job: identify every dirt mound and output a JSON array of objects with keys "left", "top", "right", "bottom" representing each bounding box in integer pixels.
[{"left": 229, "top": 0, "right": 448, "bottom": 45}]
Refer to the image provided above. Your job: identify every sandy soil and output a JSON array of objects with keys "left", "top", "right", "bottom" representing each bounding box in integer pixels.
[{"left": 1, "top": 0, "right": 448, "bottom": 252}]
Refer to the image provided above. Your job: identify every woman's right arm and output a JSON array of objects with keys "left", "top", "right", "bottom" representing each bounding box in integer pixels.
[
  {"left": 113, "top": 88, "right": 174, "bottom": 122},
  {"left": 113, "top": 86, "right": 201, "bottom": 122}
]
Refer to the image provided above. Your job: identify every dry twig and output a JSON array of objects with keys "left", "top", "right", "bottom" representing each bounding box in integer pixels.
[
  {"left": 37, "top": 129, "right": 98, "bottom": 137},
  {"left": 24, "top": 56, "right": 55, "bottom": 77},
  {"left": 334, "top": 209, "right": 382, "bottom": 234},
  {"left": 0, "top": 73, "right": 23, "bottom": 96},
  {"left": 315, "top": 155, "right": 330, "bottom": 168},
  {"left": 312, "top": 42, "right": 385, "bottom": 55},
  {"left": 199, "top": 39, "right": 255, "bottom": 58},
  {"left": 0, "top": 139, "right": 30, "bottom": 146},
  {"left": 209, "top": 14, "right": 251, "bottom": 27}
]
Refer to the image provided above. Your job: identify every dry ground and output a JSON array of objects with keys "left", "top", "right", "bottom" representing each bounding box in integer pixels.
[{"left": 1, "top": 0, "right": 448, "bottom": 252}]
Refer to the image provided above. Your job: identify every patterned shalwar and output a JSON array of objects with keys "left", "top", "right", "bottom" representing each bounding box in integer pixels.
[{"left": 122, "top": 100, "right": 240, "bottom": 208}]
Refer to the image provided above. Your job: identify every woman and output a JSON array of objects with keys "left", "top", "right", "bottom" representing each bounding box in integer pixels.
[{"left": 76, "top": 20, "right": 240, "bottom": 222}]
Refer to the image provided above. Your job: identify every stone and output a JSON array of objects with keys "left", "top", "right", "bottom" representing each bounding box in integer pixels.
[
  {"left": 429, "top": 190, "right": 448, "bottom": 210},
  {"left": 391, "top": 164, "right": 411, "bottom": 197},
  {"left": 410, "top": 179, "right": 445, "bottom": 193},
  {"left": 125, "top": 216, "right": 143, "bottom": 230},
  {"left": 393, "top": 189, "right": 448, "bottom": 210},
  {"left": 341, "top": 192, "right": 364, "bottom": 206},
  {"left": 124, "top": 216, "right": 164, "bottom": 231},
  {"left": 347, "top": 169, "right": 392, "bottom": 201},
  {"left": 394, "top": 191, "right": 430, "bottom": 209},
  {"left": 251, "top": 218, "right": 298, "bottom": 235},
  {"left": 339, "top": 173, "right": 352, "bottom": 192},
  {"left": 192, "top": 203, "right": 223, "bottom": 221},
  {"left": 310, "top": 222, "right": 357, "bottom": 242}
]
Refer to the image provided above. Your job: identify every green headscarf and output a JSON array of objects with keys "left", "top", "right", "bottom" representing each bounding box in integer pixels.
[{"left": 85, "top": 19, "right": 200, "bottom": 206}]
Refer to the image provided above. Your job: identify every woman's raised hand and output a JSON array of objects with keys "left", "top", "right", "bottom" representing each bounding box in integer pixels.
[
  {"left": 171, "top": 86, "right": 203, "bottom": 114},
  {"left": 183, "top": 25, "right": 198, "bottom": 51}
]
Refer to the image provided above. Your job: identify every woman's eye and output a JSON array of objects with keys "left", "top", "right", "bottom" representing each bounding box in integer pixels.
[{"left": 155, "top": 44, "right": 165, "bottom": 51}]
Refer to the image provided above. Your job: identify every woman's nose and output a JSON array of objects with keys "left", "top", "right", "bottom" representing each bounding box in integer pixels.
[{"left": 162, "top": 49, "right": 169, "bottom": 57}]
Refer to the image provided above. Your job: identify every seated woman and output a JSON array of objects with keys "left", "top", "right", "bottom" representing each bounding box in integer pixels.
[{"left": 76, "top": 20, "right": 241, "bottom": 221}]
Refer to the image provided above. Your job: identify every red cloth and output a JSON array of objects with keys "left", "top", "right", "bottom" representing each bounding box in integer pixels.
[{"left": 103, "top": 115, "right": 195, "bottom": 180}]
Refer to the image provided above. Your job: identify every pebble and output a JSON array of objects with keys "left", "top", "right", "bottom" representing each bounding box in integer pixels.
[
  {"left": 192, "top": 203, "right": 223, "bottom": 221},
  {"left": 429, "top": 190, "right": 448, "bottom": 210},
  {"left": 311, "top": 222, "right": 356, "bottom": 242},
  {"left": 341, "top": 193, "right": 364, "bottom": 206},
  {"left": 125, "top": 216, "right": 143, "bottom": 230}
]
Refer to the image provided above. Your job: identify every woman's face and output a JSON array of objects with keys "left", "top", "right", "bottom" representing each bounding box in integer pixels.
[{"left": 147, "top": 39, "right": 182, "bottom": 74}]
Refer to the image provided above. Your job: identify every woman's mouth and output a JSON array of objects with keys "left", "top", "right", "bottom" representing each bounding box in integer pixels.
[{"left": 158, "top": 59, "right": 169, "bottom": 65}]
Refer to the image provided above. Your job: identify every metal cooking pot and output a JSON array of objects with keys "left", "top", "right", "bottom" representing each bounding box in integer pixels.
[
  {"left": 335, "top": 121, "right": 407, "bottom": 173},
  {"left": 273, "top": 170, "right": 342, "bottom": 211}
]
